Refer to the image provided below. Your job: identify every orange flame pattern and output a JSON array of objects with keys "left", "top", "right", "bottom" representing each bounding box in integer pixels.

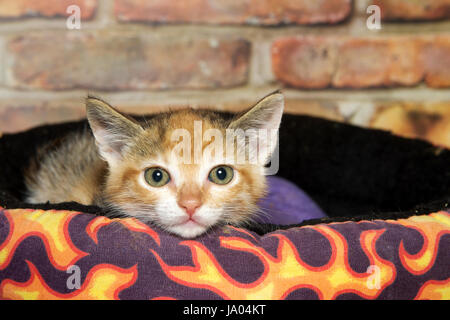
[
  {"left": 86, "top": 215, "right": 160, "bottom": 246},
  {"left": 393, "top": 212, "right": 450, "bottom": 275},
  {"left": 415, "top": 279, "right": 450, "bottom": 300},
  {"left": 0, "top": 209, "right": 86, "bottom": 270},
  {"left": 0, "top": 208, "right": 448, "bottom": 300},
  {"left": 0, "top": 260, "right": 137, "bottom": 300},
  {"left": 151, "top": 226, "right": 396, "bottom": 299}
]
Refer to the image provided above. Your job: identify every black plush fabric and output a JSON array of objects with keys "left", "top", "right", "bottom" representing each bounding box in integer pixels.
[{"left": 0, "top": 113, "right": 449, "bottom": 235}]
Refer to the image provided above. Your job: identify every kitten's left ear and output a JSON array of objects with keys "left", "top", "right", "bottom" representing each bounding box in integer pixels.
[
  {"left": 86, "top": 96, "right": 143, "bottom": 166},
  {"left": 228, "top": 91, "right": 284, "bottom": 164}
]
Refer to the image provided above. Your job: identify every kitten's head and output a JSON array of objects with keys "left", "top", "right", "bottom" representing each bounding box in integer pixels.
[{"left": 86, "top": 92, "right": 284, "bottom": 238}]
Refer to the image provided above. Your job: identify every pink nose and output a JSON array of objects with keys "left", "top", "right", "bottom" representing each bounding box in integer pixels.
[{"left": 179, "top": 199, "right": 201, "bottom": 217}]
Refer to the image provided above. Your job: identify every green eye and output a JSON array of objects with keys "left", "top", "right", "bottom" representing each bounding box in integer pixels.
[
  {"left": 208, "top": 166, "right": 234, "bottom": 185},
  {"left": 144, "top": 167, "right": 170, "bottom": 187}
]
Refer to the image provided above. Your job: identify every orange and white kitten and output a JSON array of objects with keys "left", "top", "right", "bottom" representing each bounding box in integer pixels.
[{"left": 25, "top": 92, "right": 284, "bottom": 238}]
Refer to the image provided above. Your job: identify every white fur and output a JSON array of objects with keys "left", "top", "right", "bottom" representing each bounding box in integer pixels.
[{"left": 136, "top": 156, "right": 240, "bottom": 238}]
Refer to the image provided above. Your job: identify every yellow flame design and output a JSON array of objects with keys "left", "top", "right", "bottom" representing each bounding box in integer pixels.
[
  {"left": 152, "top": 225, "right": 396, "bottom": 300},
  {"left": 0, "top": 209, "right": 86, "bottom": 270},
  {"left": 393, "top": 212, "right": 450, "bottom": 275},
  {"left": 415, "top": 278, "right": 450, "bottom": 300},
  {"left": 0, "top": 260, "right": 137, "bottom": 300}
]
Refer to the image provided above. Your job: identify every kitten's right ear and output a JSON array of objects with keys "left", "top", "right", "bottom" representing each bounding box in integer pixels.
[
  {"left": 86, "top": 96, "right": 143, "bottom": 166},
  {"left": 228, "top": 91, "right": 284, "bottom": 164}
]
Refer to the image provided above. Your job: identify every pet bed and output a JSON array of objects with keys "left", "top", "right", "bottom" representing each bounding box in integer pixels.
[{"left": 0, "top": 114, "right": 449, "bottom": 300}]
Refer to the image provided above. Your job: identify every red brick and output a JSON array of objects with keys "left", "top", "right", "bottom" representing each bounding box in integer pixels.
[
  {"left": 272, "top": 37, "right": 429, "bottom": 89},
  {"left": 0, "top": 102, "right": 85, "bottom": 133},
  {"left": 0, "top": 0, "right": 97, "bottom": 19},
  {"left": 7, "top": 33, "right": 250, "bottom": 90},
  {"left": 333, "top": 38, "right": 423, "bottom": 88},
  {"left": 115, "top": 0, "right": 352, "bottom": 25},
  {"left": 423, "top": 37, "right": 450, "bottom": 88},
  {"left": 272, "top": 38, "right": 336, "bottom": 89},
  {"left": 373, "top": 0, "right": 450, "bottom": 21}
]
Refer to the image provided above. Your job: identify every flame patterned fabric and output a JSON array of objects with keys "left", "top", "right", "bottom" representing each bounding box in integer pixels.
[{"left": 0, "top": 207, "right": 449, "bottom": 300}]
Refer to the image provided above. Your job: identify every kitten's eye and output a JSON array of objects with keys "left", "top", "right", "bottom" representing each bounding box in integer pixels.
[
  {"left": 208, "top": 166, "right": 234, "bottom": 185},
  {"left": 144, "top": 167, "right": 170, "bottom": 187}
]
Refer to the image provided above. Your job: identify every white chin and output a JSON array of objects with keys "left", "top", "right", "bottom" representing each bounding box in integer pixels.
[{"left": 167, "top": 220, "right": 209, "bottom": 238}]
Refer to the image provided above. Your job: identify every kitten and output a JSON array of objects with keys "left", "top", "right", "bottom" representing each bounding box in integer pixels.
[{"left": 25, "top": 92, "right": 284, "bottom": 238}]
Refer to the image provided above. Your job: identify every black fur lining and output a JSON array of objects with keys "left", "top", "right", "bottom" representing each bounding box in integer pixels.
[{"left": 0, "top": 113, "right": 449, "bottom": 235}]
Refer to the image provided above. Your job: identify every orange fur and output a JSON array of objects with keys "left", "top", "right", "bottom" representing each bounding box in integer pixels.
[{"left": 25, "top": 92, "right": 284, "bottom": 238}]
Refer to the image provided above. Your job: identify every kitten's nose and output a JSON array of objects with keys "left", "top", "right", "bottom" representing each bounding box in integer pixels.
[
  {"left": 178, "top": 185, "right": 202, "bottom": 217},
  {"left": 179, "top": 198, "right": 202, "bottom": 217}
]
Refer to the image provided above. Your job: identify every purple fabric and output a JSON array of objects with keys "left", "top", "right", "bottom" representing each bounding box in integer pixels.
[
  {"left": 1, "top": 208, "right": 448, "bottom": 300},
  {"left": 256, "top": 176, "right": 327, "bottom": 225}
]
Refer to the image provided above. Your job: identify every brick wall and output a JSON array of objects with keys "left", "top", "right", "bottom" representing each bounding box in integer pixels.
[{"left": 0, "top": 0, "right": 450, "bottom": 148}]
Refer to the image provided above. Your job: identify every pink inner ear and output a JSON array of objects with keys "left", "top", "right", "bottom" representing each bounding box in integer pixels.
[{"left": 91, "top": 127, "right": 124, "bottom": 164}]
